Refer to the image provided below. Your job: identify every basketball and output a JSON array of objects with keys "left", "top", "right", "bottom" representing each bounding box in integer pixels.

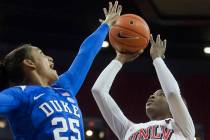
[{"left": 109, "top": 14, "right": 150, "bottom": 53}]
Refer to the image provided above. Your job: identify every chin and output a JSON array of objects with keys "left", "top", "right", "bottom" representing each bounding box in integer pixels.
[
  {"left": 48, "top": 72, "right": 59, "bottom": 84},
  {"left": 146, "top": 106, "right": 156, "bottom": 120},
  {"left": 52, "top": 74, "right": 59, "bottom": 81},
  {"left": 52, "top": 70, "right": 58, "bottom": 78},
  {"left": 146, "top": 110, "right": 156, "bottom": 120},
  {"left": 146, "top": 103, "right": 153, "bottom": 110},
  {"left": 48, "top": 77, "right": 58, "bottom": 85},
  {"left": 146, "top": 111, "right": 153, "bottom": 120}
]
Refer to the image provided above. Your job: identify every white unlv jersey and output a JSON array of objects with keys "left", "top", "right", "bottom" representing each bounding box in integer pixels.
[{"left": 125, "top": 119, "right": 186, "bottom": 140}]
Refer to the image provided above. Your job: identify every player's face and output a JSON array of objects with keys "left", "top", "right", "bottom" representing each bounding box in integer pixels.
[
  {"left": 28, "top": 46, "right": 58, "bottom": 84},
  {"left": 145, "top": 89, "right": 171, "bottom": 120}
]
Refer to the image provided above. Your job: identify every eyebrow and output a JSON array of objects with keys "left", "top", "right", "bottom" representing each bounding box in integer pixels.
[
  {"left": 30, "top": 46, "right": 39, "bottom": 50},
  {"left": 156, "top": 92, "right": 165, "bottom": 96},
  {"left": 36, "top": 47, "right": 41, "bottom": 51}
]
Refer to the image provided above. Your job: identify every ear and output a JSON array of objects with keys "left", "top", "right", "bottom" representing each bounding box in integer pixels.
[{"left": 22, "top": 59, "right": 36, "bottom": 69}]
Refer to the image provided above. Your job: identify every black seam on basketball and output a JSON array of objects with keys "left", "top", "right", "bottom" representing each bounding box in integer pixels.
[
  {"left": 110, "top": 26, "right": 149, "bottom": 45},
  {"left": 109, "top": 31, "right": 148, "bottom": 48},
  {"left": 117, "top": 32, "right": 138, "bottom": 39},
  {"left": 113, "top": 24, "right": 149, "bottom": 41},
  {"left": 122, "top": 15, "right": 146, "bottom": 23},
  {"left": 122, "top": 15, "right": 148, "bottom": 27}
]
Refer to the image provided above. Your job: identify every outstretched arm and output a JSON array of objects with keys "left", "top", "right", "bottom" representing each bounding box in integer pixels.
[
  {"left": 54, "top": 1, "right": 122, "bottom": 97},
  {"left": 150, "top": 34, "right": 195, "bottom": 139},
  {"left": 92, "top": 52, "right": 139, "bottom": 140}
]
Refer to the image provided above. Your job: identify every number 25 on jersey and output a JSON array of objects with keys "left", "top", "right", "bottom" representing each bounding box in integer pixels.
[{"left": 52, "top": 117, "right": 81, "bottom": 140}]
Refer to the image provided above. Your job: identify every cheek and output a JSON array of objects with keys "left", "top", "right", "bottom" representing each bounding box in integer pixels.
[
  {"left": 35, "top": 60, "right": 49, "bottom": 72},
  {"left": 155, "top": 98, "right": 168, "bottom": 108},
  {"left": 160, "top": 98, "right": 169, "bottom": 109}
]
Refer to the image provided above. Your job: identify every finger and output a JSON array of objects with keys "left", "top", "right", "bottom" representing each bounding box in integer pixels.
[
  {"left": 115, "top": 50, "right": 120, "bottom": 55},
  {"left": 156, "top": 34, "right": 161, "bottom": 45},
  {"left": 161, "top": 40, "right": 164, "bottom": 47},
  {"left": 132, "top": 51, "right": 141, "bottom": 56},
  {"left": 108, "top": 2, "right": 113, "bottom": 13},
  {"left": 138, "top": 49, "right": 144, "bottom": 54},
  {"left": 132, "top": 54, "right": 140, "bottom": 60},
  {"left": 129, "top": 53, "right": 140, "bottom": 60},
  {"left": 163, "top": 39, "right": 167, "bottom": 49},
  {"left": 150, "top": 34, "right": 155, "bottom": 44},
  {"left": 117, "top": 5, "right": 122, "bottom": 15},
  {"left": 112, "top": 1, "right": 118, "bottom": 13},
  {"left": 99, "top": 19, "right": 104, "bottom": 23},
  {"left": 156, "top": 34, "right": 160, "bottom": 42},
  {"left": 103, "top": 8, "right": 108, "bottom": 16},
  {"left": 162, "top": 55, "right": 165, "bottom": 59},
  {"left": 109, "top": 14, "right": 119, "bottom": 23}
]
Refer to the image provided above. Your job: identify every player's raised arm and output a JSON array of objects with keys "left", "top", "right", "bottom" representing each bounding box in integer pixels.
[
  {"left": 91, "top": 51, "right": 139, "bottom": 140},
  {"left": 53, "top": 1, "right": 122, "bottom": 97},
  {"left": 150, "top": 34, "right": 195, "bottom": 139}
]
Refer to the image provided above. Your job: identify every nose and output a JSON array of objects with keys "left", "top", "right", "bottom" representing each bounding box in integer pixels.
[{"left": 149, "top": 94, "right": 155, "bottom": 100}]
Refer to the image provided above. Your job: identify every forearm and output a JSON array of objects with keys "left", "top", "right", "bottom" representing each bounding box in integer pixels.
[
  {"left": 56, "top": 23, "right": 109, "bottom": 96},
  {"left": 92, "top": 60, "right": 132, "bottom": 140},
  {"left": 153, "top": 58, "right": 180, "bottom": 95},
  {"left": 153, "top": 57, "right": 195, "bottom": 139},
  {"left": 78, "top": 23, "right": 109, "bottom": 56},
  {"left": 69, "top": 23, "right": 109, "bottom": 95}
]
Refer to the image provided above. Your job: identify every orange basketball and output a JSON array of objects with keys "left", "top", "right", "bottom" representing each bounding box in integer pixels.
[{"left": 109, "top": 14, "right": 150, "bottom": 53}]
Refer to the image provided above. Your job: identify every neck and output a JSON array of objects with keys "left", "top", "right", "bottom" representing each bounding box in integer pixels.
[
  {"left": 24, "top": 71, "right": 50, "bottom": 86},
  {"left": 149, "top": 113, "right": 172, "bottom": 121},
  {"left": 150, "top": 116, "right": 170, "bottom": 121}
]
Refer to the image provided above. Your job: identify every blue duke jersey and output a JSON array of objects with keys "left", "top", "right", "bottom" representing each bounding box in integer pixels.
[
  {"left": 6, "top": 86, "right": 84, "bottom": 140},
  {"left": 0, "top": 23, "right": 109, "bottom": 140}
]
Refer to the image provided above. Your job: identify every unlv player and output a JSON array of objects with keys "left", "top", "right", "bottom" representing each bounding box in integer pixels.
[{"left": 91, "top": 35, "right": 195, "bottom": 140}]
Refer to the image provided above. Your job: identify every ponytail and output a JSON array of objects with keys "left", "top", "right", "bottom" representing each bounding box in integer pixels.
[
  {"left": 0, "top": 60, "right": 9, "bottom": 91},
  {"left": 0, "top": 44, "right": 32, "bottom": 91}
]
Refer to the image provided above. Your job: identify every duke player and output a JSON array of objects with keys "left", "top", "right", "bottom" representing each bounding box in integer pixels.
[
  {"left": 92, "top": 35, "right": 195, "bottom": 140},
  {"left": 0, "top": 1, "right": 122, "bottom": 140}
]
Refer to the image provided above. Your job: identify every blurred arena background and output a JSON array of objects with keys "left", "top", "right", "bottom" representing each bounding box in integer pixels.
[{"left": 0, "top": 0, "right": 209, "bottom": 139}]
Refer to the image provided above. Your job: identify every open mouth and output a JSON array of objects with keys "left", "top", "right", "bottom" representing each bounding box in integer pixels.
[
  {"left": 146, "top": 99, "right": 154, "bottom": 105},
  {"left": 50, "top": 63, "right": 54, "bottom": 69},
  {"left": 117, "top": 32, "right": 139, "bottom": 39}
]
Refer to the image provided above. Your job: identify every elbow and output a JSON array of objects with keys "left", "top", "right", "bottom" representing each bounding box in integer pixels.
[
  {"left": 91, "top": 86, "right": 97, "bottom": 95},
  {"left": 187, "top": 125, "right": 195, "bottom": 140},
  {"left": 91, "top": 84, "right": 100, "bottom": 95},
  {"left": 164, "top": 86, "right": 181, "bottom": 97},
  {"left": 181, "top": 121, "right": 195, "bottom": 140},
  {"left": 191, "top": 129, "right": 196, "bottom": 140},
  {"left": 91, "top": 84, "right": 106, "bottom": 102},
  {"left": 91, "top": 83, "right": 106, "bottom": 97},
  {"left": 185, "top": 130, "right": 195, "bottom": 140}
]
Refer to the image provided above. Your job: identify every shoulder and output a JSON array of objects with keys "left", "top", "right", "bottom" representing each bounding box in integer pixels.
[
  {"left": 0, "top": 86, "right": 28, "bottom": 104},
  {"left": 3, "top": 85, "right": 48, "bottom": 97},
  {"left": 1, "top": 86, "right": 24, "bottom": 94},
  {"left": 16, "top": 85, "right": 49, "bottom": 92},
  {"left": 51, "top": 84, "right": 73, "bottom": 96}
]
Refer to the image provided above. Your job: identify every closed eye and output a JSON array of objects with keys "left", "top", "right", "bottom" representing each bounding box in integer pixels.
[
  {"left": 155, "top": 92, "right": 165, "bottom": 97},
  {"left": 159, "top": 93, "right": 165, "bottom": 97}
]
